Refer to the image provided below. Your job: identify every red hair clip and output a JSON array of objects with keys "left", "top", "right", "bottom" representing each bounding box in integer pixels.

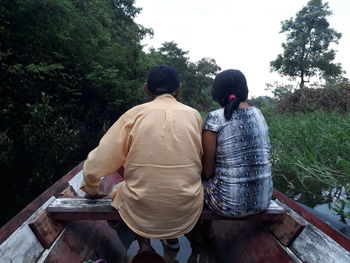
[{"left": 228, "top": 94, "right": 236, "bottom": 100}]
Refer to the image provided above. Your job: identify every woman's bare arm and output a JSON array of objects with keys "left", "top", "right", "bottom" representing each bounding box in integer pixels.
[{"left": 202, "top": 130, "right": 217, "bottom": 179}]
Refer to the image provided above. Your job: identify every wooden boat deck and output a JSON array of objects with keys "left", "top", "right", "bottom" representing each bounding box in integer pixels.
[
  {"left": 0, "top": 163, "right": 349, "bottom": 263},
  {"left": 29, "top": 219, "right": 295, "bottom": 263}
]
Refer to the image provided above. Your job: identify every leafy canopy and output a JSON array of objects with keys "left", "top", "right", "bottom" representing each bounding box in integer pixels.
[
  {"left": 143, "top": 41, "right": 221, "bottom": 112},
  {"left": 271, "top": 0, "right": 343, "bottom": 87}
]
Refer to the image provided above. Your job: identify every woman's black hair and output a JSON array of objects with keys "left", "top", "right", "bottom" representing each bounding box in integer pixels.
[{"left": 212, "top": 69, "right": 249, "bottom": 120}]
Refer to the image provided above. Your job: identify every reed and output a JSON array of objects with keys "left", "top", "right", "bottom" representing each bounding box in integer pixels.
[{"left": 266, "top": 111, "right": 350, "bottom": 218}]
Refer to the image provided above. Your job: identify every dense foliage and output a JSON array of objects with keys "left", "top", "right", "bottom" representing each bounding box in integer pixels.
[
  {"left": 0, "top": 0, "right": 152, "bottom": 225},
  {"left": 0, "top": 0, "right": 220, "bottom": 226},
  {"left": 254, "top": 80, "right": 350, "bottom": 223},
  {"left": 268, "top": 112, "right": 350, "bottom": 190},
  {"left": 276, "top": 84, "right": 350, "bottom": 113},
  {"left": 251, "top": 77, "right": 350, "bottom": 223},
  {"left": 271, "top": 0, "right": 344, "bottom": 87}
]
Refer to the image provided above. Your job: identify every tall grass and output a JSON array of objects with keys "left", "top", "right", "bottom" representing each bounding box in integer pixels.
[{"left": 266, "top": 111, "right": 350, "bottom": 212}]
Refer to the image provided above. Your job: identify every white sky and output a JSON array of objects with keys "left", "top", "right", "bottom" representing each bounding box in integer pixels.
[{"left": 134, "top": 0, "right": 350, "bottom": 98}]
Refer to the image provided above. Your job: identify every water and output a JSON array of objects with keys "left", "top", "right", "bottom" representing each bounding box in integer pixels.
[
  {"left": 126, "top": 236, "right": 193, "bottom": 262},
  {"left": 300, "top": 200, "right": 350, "bottom": 238},
  {"left": 314, "top": 202, "right": 350, "bottom": 225}
]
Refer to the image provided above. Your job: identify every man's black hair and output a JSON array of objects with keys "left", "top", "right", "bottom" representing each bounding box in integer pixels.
[{"left": 147, "top": 65, "right": 180, "bottom": 95}]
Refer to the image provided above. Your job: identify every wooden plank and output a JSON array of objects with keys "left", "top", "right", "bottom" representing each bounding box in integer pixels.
[
  {"left": 67, "top": 170, "right": 86, "bottom": 196},
  {"left": 202, "top": 200, "right": 285, "bottom": 221},
  {"left": 47, "top": 198, "right": 121, "bottom": 221},
  {"left": 291, "top": 225, "right": 350, "bottom": 263},
  {"left": 47, "top": 197, "right": 285, "bottom": 222},
  {"left": 267, "top": 212, "right": 305, "bottom": 246},
  {"left": 274, "top": 191, "right": 350, "bottom": 261},
  {"left": 59, "top": 185, "right": 77, "bottom": 197},
  {"left": 0, "top": 223, "right": 44, "bottom": 263},
  {"left": 28, "top": 210, "right": 65, "bottom": 249},
  {"left": 273, "top": 189, "right": 350, "bottom": 252}
]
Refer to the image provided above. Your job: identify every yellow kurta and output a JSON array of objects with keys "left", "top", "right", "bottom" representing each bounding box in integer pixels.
[{"left": 81, "top": 94, "right": 204, "bottom": 238}]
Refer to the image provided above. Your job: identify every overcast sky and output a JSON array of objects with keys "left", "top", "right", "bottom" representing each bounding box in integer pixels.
[{"left": 134, "top": 0, "right": 350, "bottom": 98}]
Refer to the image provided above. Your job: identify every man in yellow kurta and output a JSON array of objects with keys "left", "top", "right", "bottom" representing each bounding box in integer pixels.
[{"left": 81, "top": 64, "right": 204, "bottom": 251}]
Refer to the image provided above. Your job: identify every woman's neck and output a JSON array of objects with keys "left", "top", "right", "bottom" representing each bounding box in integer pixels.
[{"left": 238, "top": 101, "right": 251, "bottom": 109}]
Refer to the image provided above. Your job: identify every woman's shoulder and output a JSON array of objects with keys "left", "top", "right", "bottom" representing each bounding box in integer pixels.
[
  {"left": 207, "top": 107, "right": 260, "bottom": 120},
  {"left": 247, "top": 107, "right": 266, "bottom": 119},
  {"left": 206, "top": 108, "right": 225, "bottom": 122},
  {"left": 236, "top": 106, "right": 264, "bottom": 117},
  {"left": 207, "top": 108, "right": 224, "bottom": 118},
  {"left": 203, "top": 108, "right": 225, "bottom": 132}
]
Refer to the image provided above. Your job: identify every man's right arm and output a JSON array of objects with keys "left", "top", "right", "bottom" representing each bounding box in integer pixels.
[{"left": 80, "top": 117, "right": 130, "bottom": 195}]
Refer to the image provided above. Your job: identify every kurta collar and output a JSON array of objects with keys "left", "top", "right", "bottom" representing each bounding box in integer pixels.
[{"left": 154, "top": 94, "right": 176, "bottom": 101}]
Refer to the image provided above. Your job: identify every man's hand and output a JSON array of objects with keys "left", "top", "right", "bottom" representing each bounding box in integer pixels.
[{"left": 85, "top": 191, "right": 107, "bottom": 199}]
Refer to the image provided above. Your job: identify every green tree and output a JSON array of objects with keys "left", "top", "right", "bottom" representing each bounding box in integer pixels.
[
  {"left": 271, "top": 0, "right": 343, "bottom": 88},
  {"left": 143, "top": 42, "right": 220, "bottom": 112},
  {"left": 142, "top": 41, "right": 190, "bottom": 75},
  {"left": 184, "top": 58, "right": 221, "bottom": 111},
  {"left": 265, "top": 82, "right": 294, "bottom": 102},
  {"left": 248, "top": 96, "right": 275, "bottom": 115}
]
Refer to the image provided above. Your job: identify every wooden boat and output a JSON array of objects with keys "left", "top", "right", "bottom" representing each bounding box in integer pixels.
[{"left": 0, "top": 162, "right": 349, "bottom": 263}]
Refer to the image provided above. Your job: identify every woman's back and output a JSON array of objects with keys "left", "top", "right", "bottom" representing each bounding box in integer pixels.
[{"left": 203, "top": 107, "right": 273, "bottom": 216}]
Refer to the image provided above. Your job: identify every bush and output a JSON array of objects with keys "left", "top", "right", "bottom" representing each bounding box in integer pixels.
[{"left": 277, "top": 84, "right": 350, "bottom": 114}]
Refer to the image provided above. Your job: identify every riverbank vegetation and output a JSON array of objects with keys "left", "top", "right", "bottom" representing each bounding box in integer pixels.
[
  {"left": 252, "top": 84, "right": 350, "bottom": 223},
  {"left": 266, "top": 0, "right": 350, "bottom": 223}
]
